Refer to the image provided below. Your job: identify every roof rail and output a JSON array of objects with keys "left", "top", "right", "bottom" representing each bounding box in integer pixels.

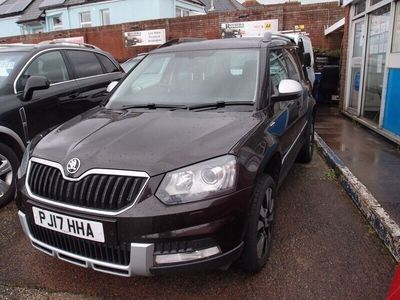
[
  {"left": 37, "top": 40, "right": 100, "bottom": 50},
  {"left": 280, "top": 29, "right": 310, "bottom": 36},
  {"left": 263, "top": 32, "right": 295, "bottom": 43},
  {"left": 158, "top": 37, "right": 206, "bottom": 48}
]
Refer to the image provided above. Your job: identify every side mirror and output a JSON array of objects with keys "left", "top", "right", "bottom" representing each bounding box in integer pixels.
[
  {"left": 106, "top": 81, "right": 118, "bottom": 93},
  {"left": 22, "top": 76, "right": 50, "bottom": 101},
  {"left": 272, "top": 79, "right": 303, "bottom": 102},
  {"left": 304, "top": 53, "right": 312, "bottom": 68}
]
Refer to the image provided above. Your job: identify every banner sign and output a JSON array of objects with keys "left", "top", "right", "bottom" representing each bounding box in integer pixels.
[
  {"left": 124, "top": 29, "right": 166, "bottom": 47},
  {"left": 221, "top": 19, "right": 279, "bottom": 38}
]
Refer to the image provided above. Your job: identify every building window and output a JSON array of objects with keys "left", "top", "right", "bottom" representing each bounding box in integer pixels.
[
  {"left": 53, "top": 16, "right": 63, "bottom": 30},
  {"left": 354, "top": 0, "right": 366, "bottom": 16},
  {"left": 392, "top": 3, "right": 400, "bottom": 53},
  {"left": 100, "top": 9, "right": 110, "bottom": 26},
  {"left": 352, "top": 20, "right": 364, "bottom": 57},
  {"left": 362, "top": 4, "right": 391, "bottom": 123},
  {"left": 176, "top": 6, "right": 190, "bottom": 17},
  {"left": 33, "top": 27, "right": 44, "bottom": 34},
  {"left": 370, "top": 0, "right": 383, "bottom": 6},
  {"left": 79, "top": 11, "right": 92, "bottom": 28}
]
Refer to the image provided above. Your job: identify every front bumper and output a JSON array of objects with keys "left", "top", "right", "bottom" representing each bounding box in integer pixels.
[
  {"left": 19, "top": 210, "right": 244, "bottom": 277},
  {"left": 19, "top": 211, "right": 153, "bottom": 276}
]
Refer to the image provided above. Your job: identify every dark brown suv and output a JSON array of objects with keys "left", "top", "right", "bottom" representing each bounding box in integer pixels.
[{"left": 16, "top": 34, "right": 316, "bottom": 276}]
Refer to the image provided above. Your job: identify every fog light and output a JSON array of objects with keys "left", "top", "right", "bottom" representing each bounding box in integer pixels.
[{"left": 155, "top": 246, "right": 221, "bottom": 265}]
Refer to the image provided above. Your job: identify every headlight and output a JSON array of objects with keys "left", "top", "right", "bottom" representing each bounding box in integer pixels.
[
  {"left": 17, "top": 133, "right": 45, "bottom": 179},
  {"left": 156, "top": 155, "right": 237, "bottom": 205},
  {"left": 17, "top": 142, "right": 31, "bottom": 179}
]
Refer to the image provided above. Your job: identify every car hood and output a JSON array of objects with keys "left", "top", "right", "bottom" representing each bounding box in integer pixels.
[{"left": 32, "top": 108, "right": 261, "bottom": 177}]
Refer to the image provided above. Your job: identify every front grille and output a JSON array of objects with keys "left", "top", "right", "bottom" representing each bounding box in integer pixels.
[
  {"left": 29, "top": 222, "right": 130, "bottom": 265},
  {"left": 28, "top": 162, "right": 146, "bottom": 211}
]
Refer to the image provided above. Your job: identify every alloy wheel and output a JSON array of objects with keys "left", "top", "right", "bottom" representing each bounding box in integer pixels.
[
  {"left": 0, "top": 154, "right": 13, "bottom": 198},
  {"left": 256, "top": 187, "right": 274, "bottom": 259}
]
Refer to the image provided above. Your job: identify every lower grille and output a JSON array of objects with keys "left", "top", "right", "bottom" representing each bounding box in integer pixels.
[
  {"left": 154, "top": 238, "right": 217, "bottom": 255},
  {"left": 29, "top": 222, "right": 130, "bottom": 266}
]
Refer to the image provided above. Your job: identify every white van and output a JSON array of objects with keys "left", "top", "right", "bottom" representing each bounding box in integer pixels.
[{"left": 284, "top": 33, "right": 315, "bottom": 87}]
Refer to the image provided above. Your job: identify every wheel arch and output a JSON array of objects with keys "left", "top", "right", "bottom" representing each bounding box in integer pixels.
[
  {"left": 0, "top": 126, "right": 25, "bottom": 159},
  {"left": 255, "top": 143, "right": 282, "bottom": 187}
]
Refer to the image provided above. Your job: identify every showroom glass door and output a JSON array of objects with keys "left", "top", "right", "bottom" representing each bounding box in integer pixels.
[
  {"left": 348, "top": 18, "right": 365, "bottom": 113},
  {"left": 362, "top": 4, "right": 391, "bottom": 123}
]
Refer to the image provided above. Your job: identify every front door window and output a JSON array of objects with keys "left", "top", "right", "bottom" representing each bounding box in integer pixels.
[{"left": 349, "top": 20, "right": 365, "bottom": 110}]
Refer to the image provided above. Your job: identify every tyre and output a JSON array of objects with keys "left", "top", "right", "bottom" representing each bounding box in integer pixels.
[
  {"left": 0, "top": 143, "right": 19, "bottom": 208},
  {"left": 297, "top": 115, "right": 315, "bottom": 164},
  {"left": 240, "top": 174, "right": 276, "bottom": 272}
]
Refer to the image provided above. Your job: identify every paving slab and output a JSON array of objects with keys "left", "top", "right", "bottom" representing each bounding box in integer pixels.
[
  {"left": 0, "top": 155, "right": 395, "bottom": 299},
  {"left": 315, "top": 105, "right": 400, "bottom": 227}
]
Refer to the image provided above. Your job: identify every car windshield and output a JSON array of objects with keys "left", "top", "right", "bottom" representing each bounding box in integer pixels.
[
  {"left": 107, "top": 49, "right": 259, "bottom": 108},
  {"left": 0, "top": 52, "right": 25, "bottom": 89}
]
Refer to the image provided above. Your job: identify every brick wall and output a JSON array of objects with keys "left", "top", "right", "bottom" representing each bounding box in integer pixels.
[{"left": 0, "top": 2, "right": 344, "bottom": 62}]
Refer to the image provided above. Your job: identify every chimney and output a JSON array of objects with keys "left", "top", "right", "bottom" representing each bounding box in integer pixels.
[{"left": 242, "top": 0, "right": 262, "bottom": 7}]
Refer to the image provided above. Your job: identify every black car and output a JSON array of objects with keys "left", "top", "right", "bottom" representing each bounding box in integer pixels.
[
  {"left": 0, "top": 42, "right": 124, "bottom": 206},
  {"left": 17, "top": 34, "right": 316, "bottom": 276},
  {"left": 120, "top": 53, "right": 146, "bottom": 72}
]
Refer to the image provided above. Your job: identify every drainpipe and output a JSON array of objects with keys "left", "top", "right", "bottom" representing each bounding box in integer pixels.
[
  {"left": 67, "top": 6, "right": 71, "bottom": 30},
  {"left": 209, "top": 0, "right": 215, "bottom": 11}
]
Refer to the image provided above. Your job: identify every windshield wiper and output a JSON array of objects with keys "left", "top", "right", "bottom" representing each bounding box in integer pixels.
[
  {"left": 185, "top": 101, "right": 255, "bottom": 111},
  {"left": 120, "top": 101, "right": 254, "bottom": 111},
  {"left": 121, "top": 103, "right": 187, "bottom": 110}
]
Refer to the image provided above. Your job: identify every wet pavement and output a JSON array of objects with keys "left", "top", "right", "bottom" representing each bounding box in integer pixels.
[
  {"left": 315, "top": 105, "right": 400, "bottom": 226},
  {"left": 0, "top": 154, "right": 395, "bottom": 299}
]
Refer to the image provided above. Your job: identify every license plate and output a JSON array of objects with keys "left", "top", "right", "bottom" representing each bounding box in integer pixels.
[{"left": 32, "top": 207, "right": 105, "bottom": 243}]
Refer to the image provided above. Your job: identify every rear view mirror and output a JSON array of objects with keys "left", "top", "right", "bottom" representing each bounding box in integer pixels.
[
  {"left": 272, "top": 79, "right": 303, "bottom": 102},
  {"left": 304, "top": 53, "right": 312, "bottom": 68},
  {"left": 22, "top": 76, "right": 50, "bottom": 101},
  {"left": 107, "top": 81, "right": 118, "bottom": 93}
]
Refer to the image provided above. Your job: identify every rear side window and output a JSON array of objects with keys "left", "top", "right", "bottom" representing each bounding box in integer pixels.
[
  {"left": 66, "top": 50, "right": 103, "bottom": 78},
  {"left": 0, "top": 52, "right": 25, "bottom": 89},
  {"left": 96, "top": 53, "right": 119, "bottom": 73},
  {"left": 17, "top": 50, "right": 69, "bottom": 91}
]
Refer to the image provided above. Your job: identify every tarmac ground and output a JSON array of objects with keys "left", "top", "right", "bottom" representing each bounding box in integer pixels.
[{"left": 0, "top": 154, "right": 395, "bottom": 299}]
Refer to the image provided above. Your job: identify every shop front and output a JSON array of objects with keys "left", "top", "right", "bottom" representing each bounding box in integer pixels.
[{"left": 344, "top": 0, "right": 400, "bottom": 143}]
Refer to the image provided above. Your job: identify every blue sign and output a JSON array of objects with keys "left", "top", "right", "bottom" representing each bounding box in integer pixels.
[
  {"left": 354, "top": 71, "right": 360, "bottom": 92},
  {"left": 383, "top": 69, "right": 400, "bottom": 136}
]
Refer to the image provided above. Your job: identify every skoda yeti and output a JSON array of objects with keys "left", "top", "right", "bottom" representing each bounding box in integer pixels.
[{"left": 17, "top": 34, "right": 316, "bottom": 276}]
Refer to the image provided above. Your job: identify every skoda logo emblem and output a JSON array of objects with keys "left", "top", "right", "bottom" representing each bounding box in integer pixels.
[{"left": 66, "top": 158, "right": 80, "bottom": 174}]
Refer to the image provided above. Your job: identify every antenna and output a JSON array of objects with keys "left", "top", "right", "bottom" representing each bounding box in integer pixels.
[{"left": 263, "top": 32, "right": 272, "bottom": 42}]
